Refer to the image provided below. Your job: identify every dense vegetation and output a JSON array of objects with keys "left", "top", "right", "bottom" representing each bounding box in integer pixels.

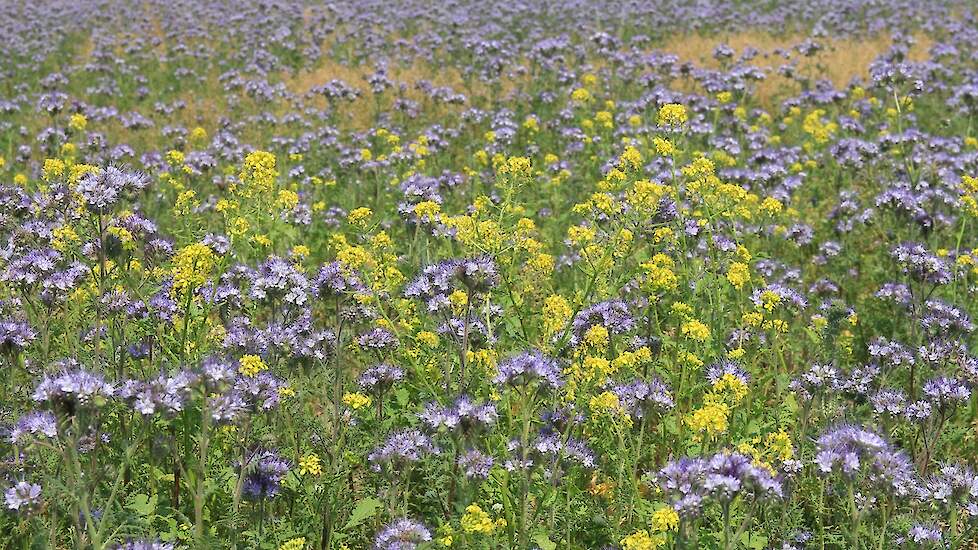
[{"left": 2, "top": 1, "right": 978, "bottom": 548}]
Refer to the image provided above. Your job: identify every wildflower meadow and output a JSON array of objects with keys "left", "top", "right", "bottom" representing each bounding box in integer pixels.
[{"left": 3, "top": 0, "right": 978, "bottom": 548}]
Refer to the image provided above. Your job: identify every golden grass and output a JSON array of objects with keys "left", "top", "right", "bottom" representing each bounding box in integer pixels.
[
  {"left": 658, "top": 31, "right": 933, "bottom": 105},
  {"left": 70, "top": 21, "right": 937, "bottom": 136}
]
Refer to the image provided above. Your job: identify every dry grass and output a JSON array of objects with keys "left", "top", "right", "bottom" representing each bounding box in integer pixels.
[
  {"left": 71, "top": 18, "right": 937, "bottom": 135},
  {"left": 659, "top": 30, "right": 933, "bottom": 105}
]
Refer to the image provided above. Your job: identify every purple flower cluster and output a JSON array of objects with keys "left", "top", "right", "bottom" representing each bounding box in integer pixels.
[{"left": 656, "top": 452, "right": 783, "bottom": 518}]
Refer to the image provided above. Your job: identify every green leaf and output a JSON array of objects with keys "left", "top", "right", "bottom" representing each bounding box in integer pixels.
[
  {"left": 532, "top": 532, "right": 557, "bottom": 550},
  {"left": 343, "top": 497, "right": 382, "bottom": 530},
  {"left": 126, "top": 493, "right": 156, "bottom": 517}
]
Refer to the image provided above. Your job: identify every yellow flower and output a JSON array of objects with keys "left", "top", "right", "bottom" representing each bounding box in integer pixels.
[
  {"left": 279, "top": 537, "right": 306, "bottom": 550},
  {"left": 620, "top": 529, "right": 665, "bottom": 550},
  {"left": 348, "top": 207, "right": 373, "bottom": 226},
  {"left": 298, "top": 454, "right": 323, "bottom": 477},
  {"left": 276, "top": 189, "right": 299, "bottom": 210},
  {"left": 461, "top": 504, "right": 497, "bottom": 535},
  {"left": 651, "top": 506, "right": 679, "bottom": 532},
  {"left": 171, "top": 243, "right": 216, "bottom": 295},
  {"left": 238, "top": 354, "right": 268, "bottom": 377},
  {"left": 657, "top": 103, "right": 687, "bottom": 126},
  {"left": 726, "top": 262, "right": 751, "bottom": 290},
  {"left": 680, "top": 320, "right": 710, "bottom": 342},
  {"left": 542, "top": 295, "right": 572, "bottom": 337},
  {"left": 686, "top": 402, "right": 729, "bottom": 437},
  {"left": 68, "top": 113, "right": 88, "bottom": 131},
  {"left": 571, "top": 88, "right": 592, "bottom": 103},
  {"left": 239, "top": 150, "right": 278, "bottom": 197},
  {"left": 43, "top": 158, "right": 66, "bottom": 181},
  {"left": 342, "top": 392, "right": 372, "bottom": 410}
]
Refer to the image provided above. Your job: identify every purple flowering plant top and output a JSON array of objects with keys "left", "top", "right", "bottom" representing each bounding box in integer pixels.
[{"left": 2, "top": 0, "right": 978, "bottom": 548}]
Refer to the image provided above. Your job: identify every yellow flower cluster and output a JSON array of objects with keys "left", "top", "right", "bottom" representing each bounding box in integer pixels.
[
  {"left": 460, "top": 504, "right": 505, "bottom": 535},
  {"left": 238, "top": 354, "right": 268, "bottom": 377},
  {"left": 657, "top": 103, "right": 688, "bottom": 126},
  {"left": 171, "top": 242, "right": 216, "bottom": 296},
  {"left": 962, "top": 175, "right": 978, "bottom": 217},
  {"left": 298, "top": 454, "right": 323, "bottom": 476},
  {"left": 726, "top": 262, "right": 751, "bottom": 290},
  {"left": 641, "top": 254, "right": 678, "bottom": 295},
  {"left": 238, "top": 150, "right": 278, "bottom": 198},
  {"left": 342, "top": 392, "right": 373, "bottom": 410},
  {"left": 651, "top": 507, "right": 679, "bottom": 532},
  {"left": 620, "top": 529, "right": 665, "bottom": 550},
  {"left": 279, "top": 538, "right": 306, "bottom": 550}
]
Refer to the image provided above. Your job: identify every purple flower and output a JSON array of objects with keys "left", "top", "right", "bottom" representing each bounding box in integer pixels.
[
  {"left": 109, "top": 541, "right": 174, "bottom": 550},
  {"left": 458, "top": 449, "right": 495, "bottom": 479},
  {"left": 75, "top": 166, "right": 148, "bottom": 214},
  {"left": 611, "top": 378, "right": 674, "bottom": 418},
  {"left": 419, "top": 395, "right": 497, "bottom": 434},
  {"left": 368, "top": 430, "right": 438, "bottom": 472},
  {"left": 357, "top": 328, "right": 399, "bottom": 353},
  {"left": 240, "top": 448, "right": 290, "bottom": 500},
  {"left": 923, "top": 376, "right": 970, "bottom": 407},
  {"left": 494, "top": 350, "right": 563, "bottom": 389},
  {"left": 314, "top": 261, "right": 365, "bottom": 298},
  {"left": 9, "top": 410, "right": 57, "bottom": 444},
  {"left": 706, "top": 360, "right": 750, "bottom": 385},
  {"left": 4, "top": 481, "right": 41, "bottom": 512},
  {"left": 373, "top": 518, "right": 432, "bottom": 550},
  {"left": 32, "top": 367, "right": 115, "bottom": 410},
  {"left": 890, "top": 242, "right": 952, "bottom": 285},
  {"left": 248, "top": 256, "right": 310, "bottom": 307},
  {"left": 358, "top": 364, "right": 405, "bottom": 393},
  {"left": 570, "top": 300, "right": 635, "bottom": 345},
  {"left": 117, "top": 370, "right": 198, "bottom": 416},
  {"left": 0, "top": 319, "right": 35, "bottom": 354}
]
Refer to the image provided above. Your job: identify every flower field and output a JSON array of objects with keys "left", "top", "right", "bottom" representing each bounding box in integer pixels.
[{"left": 3, "top": 0, "right": 978, "bottom": 548}]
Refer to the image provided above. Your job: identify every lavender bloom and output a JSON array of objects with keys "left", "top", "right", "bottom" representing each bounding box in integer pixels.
[
  {"left": 9, "top": 410, "right": 57, "bottom": 444},
  {"left": 358, "top": 364, "right": 405, "bottom": 393},
  {"left": 656, "top": 452, "right": 782, "bottom": 519},
  {"left": 890, "top": 242, "right": 952, "bottom": 285},
  {"left": 75, "top": 166, "right": 147, "bottom": 214},
  {"left": 611, "top": 378, "right": 674, "bottom": 418},
  {"left": 32, "top": 368, "right": 115, "bottom": 410},
  {"left": 357, "top": 328, "right": 399, "bottom": 353},
  {"left": 706, "top": 360, "right": 750, "bottom": 385},
  {"left": 117, "top": 370, "right": 198, "bottom": 416},
  {"left": 814, "top": 425, "right": 919, "bottom": 496},
  {"left": 922, "top": 376, "right": 970, "bottom": 407},
  {"left": 4, "top": 482, "right": 41, "bottom": 512},
  {"left": 0, "top": 319, "right": 36, "bottom": 354},
  {"left": 921, "top": 299, "right": 974, "bottom": 335},
  {"left": 419, "top": 395, "right": 497, "bottom": 434},
  {"left": 368, "top": 430, "right": 438, "bottom": 472},
  {"left": 570, "top": 300, "right": 635, "bottom": 345},
  {"left": 248, "top": 256, "right": 310, "bottom": 307},
  {"left": 458, "top": 449, "right": 495, "bottom": 479},
  {"left": 240, "top": 449, "right": 290, "bottom": 500},
  {"left": 871, "top": 389, "right": 907, "bottom": 417},
  {"left": 314, "top": 261, "right": 365, "bottom": 298},
  {"left": 926, "top": 463, "right": 978, "bottom": 509},
  {"left": 457, "top": 256, "right": 498, "bottom": 292},
  {"left": 494, "top": 350, "right": 563, "bottom": 389},
  {"left": 109, "top": 541, "right": 175, "bottom": 550},
  {"left": 815, "top": 425, "right": 889, "bottom": 476},
  {"left": 789, "top": 364, "right": 838, "bottom": 400},
  {"left": 373, "top": 518, "right": 432, "bottom": 550}
]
